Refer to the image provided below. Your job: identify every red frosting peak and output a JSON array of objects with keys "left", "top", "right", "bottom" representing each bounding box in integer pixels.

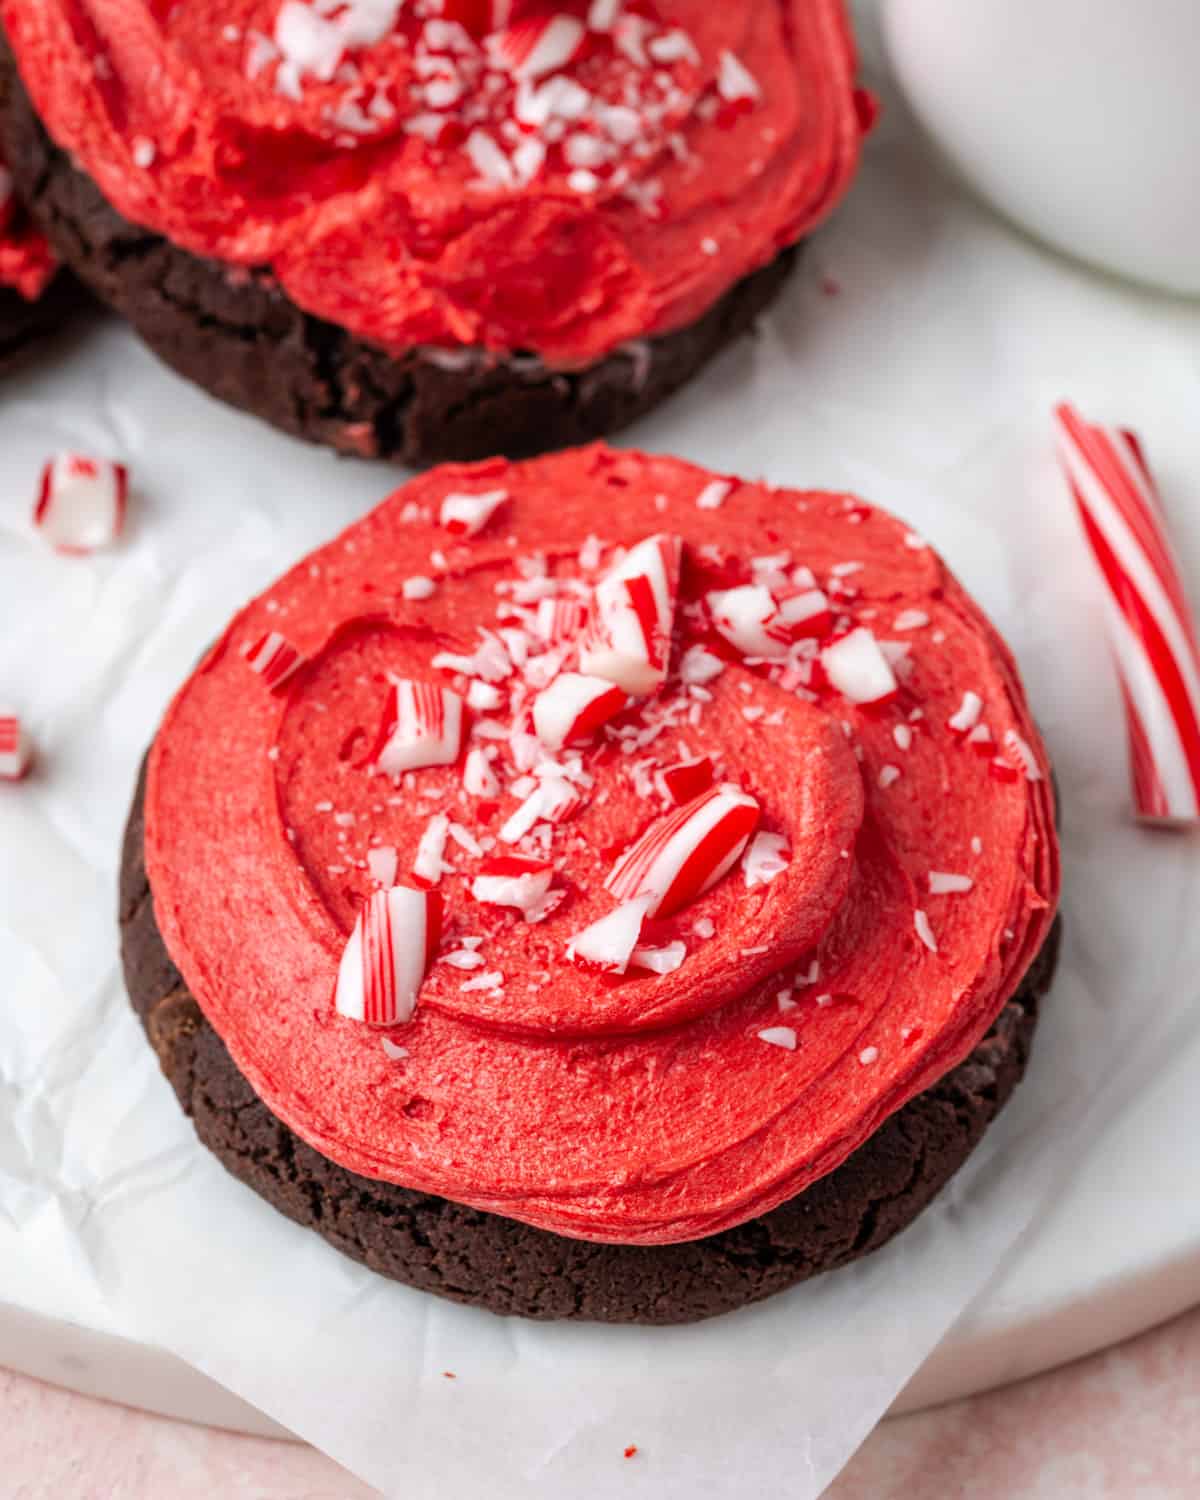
[
  {"left": 1, "top": 1, "right": 864, "bottom": 361},
  {"left": 145, "top": 447, "right": 1060, "bottom": 1245}
]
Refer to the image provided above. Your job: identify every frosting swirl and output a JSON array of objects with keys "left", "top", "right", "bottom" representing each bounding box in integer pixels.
[
  {"left": 145, "top": 447, "right": 1060, "bottom": 1245},
  {"left": 1, "top": 1, "right": 864, "bottom": 362}
]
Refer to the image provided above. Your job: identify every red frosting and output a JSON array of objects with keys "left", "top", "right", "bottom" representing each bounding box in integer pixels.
[
  {"left": 0, "top": 153, "right": 55, "bottom": 300},
  {"left": 144, "top": 446, "right": 1061, "bottom": 1246},
  {"left": 1, "top": 1, "right": 864, "bottom": 363}
]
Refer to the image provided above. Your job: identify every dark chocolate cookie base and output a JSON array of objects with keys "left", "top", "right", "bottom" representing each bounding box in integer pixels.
[
  {"left": 0, "top": 269, "right": 78, "bottom": 373},
  {"left": 119, "top": 760, "right": 1059, "bottom": 1325},
  {"left": 0, "top": 39, "right": 796, "bottom": 467}
]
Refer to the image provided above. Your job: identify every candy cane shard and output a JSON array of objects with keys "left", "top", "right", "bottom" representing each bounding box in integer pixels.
[
  {"left": 335, "top": 886, "right": 442, "bottom": 1027},
  {"left": 532, "top": 672, "right": 627, "bottom": 750},
  {"left": 1056, "top": 403, "right": 1200, "bottom": 825},
  {"left": 580, "top": 534, "right": 681, "bottom": 696},
  {"left": 605, "top": 785, "right": 761, "bottom": 918},
  {"left": 707, "top": 585, "right": 787, "bottom": 658},
  {"left": 486, "top": 13, "right": 585, "bottom": 78},
  {"left": 34, "top": 453, "right": 128, "bottom": 554},
  {"left": 372, "top": 681, "right": 464, "bottom": 775},
  {"left": 567, "top": 893, "right": 654, "bottom": 974},
  {"left": 243, "top": 631, "right": 306, "bottom": 691},
  {"left": 0, "top": 714, "right": 31, "bottom": 781},
  {"left": 821, "top": 628, "right": 898, "bottom": 706},
  {"left": 471, "top": 855, "right": 553, "bottom": 915},
  {"left": 654, "top": 755, "right": 714, "bottom": 806},
  {"left": 440, "top": 489, "right": 508, "bottom": 537}
]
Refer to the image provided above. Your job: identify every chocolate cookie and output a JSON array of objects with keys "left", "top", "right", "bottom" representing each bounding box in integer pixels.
[
  {"left": 0, "top": 41, "right": 796, "bottom": 469},
  {"left": 119, "top": 759, "right": 1058, "bottom": 1325},
  {"left": 0, "top": 265, "right": 76, "bottom": 373}
]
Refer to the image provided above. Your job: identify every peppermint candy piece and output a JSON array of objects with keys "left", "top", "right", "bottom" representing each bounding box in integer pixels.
[
  {"left": 532, "top": 672, "right": 627, "bottom": 750},
  {"left": 486, "top": 14, "right": 585, "bottom": 79},
  {"left": 1056, "top": 403, "right": 1199, "bottom": 824},
  {"left": 654, "top": 756, "right": 713, "bottom": 806},
  {"left": 335, "top": 886, "right": 442, "bottom": 1028},
  {"left": 372, "top": 681, "right": 464, "bottom": 775},
  {"left": 440, "top": 489, "right": 508, "bottom": 538},
  {"left": 605, "top": 786, "right": 761, "bottom": 918},
  {"left": 706, "top": 585, "right": 788, "bottom": 659},
  {"left": 471, "top": 856, "right": 553, "bottom": 916},
  {"left": 567, "top": 894, "right": 654, "bottom": 975},
  {"left": 773, "top": 588, "right": 832, "bottom": 641},
  {"left": 463, "top": 746, "right": 501, "bottom": 797},
  {"left": 742, "top": 831, "right": 790, "bottom": 888},
  {"left": 34, "top": 454, "right": 128, "bottom": 554},
  {"left": 535, "top": 594, "right": 588, "bottom": 646},
  {"left": 0, "top": 713, "right": 31, "bottom": 781},
  {"left": 243, "top": 632, "right": 306, "bottom": 691},
  {"left": 580, "top": 534, "right": 682, "bottom": 696},
  {"left": 821, "top": 628, "right": 899, "bottom": 705}
]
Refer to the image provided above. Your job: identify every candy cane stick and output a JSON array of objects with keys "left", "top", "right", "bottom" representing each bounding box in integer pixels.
[{"left": 1055, "top": 403, "right": 1200, "bottom": 826}]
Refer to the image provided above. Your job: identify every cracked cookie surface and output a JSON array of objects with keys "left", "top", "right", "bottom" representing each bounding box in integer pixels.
[{"left": 120, "top": 759, "right": 1057, "bottom": 1324}]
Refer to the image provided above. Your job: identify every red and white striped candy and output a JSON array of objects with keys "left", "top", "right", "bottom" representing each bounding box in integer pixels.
[
  {"left": 580, "top": 534, "right": 681, "bottom": 696},
  {"left": 440, "top": 489, "right": 508, "bottom": 537},
  {"left": 821, "top": 628, "right": 898, "bottom": 705},
  {"left": 654, "top": 755, "right": 713, "bottom": 806},
  {"left": 34, "top": 454, "right": 127, "bottom": 554},
  {"left": 535, "top": 593, "right": 588, "bottom": 646},
  {"left": 532, "top": 672, "right": 627, "bottom": 750},
  {"left": 243, "top": 631, "right": 306, "bottom": 691},
  {"left": 567, "top": 893, "right": 653, "bottom": 975},
  {"left": 1056, "top": 403, "right": 1200, "bottom": 825},
  {"left": 373, "top": 681, "right": 464, "bottom": 775},
  {"left": 471, "top": 855, "right": 553, "bottom": 915},
  {"left": 335, "top": 886, "right": 442, "bottom": 1027},
  {"left": 0, "top": 713, "right": 31, "bottom": 781},
  {"left": 773, "top": 588, "right": 832, "bottom": 641},
  {"left": 706, "top": 585, "right": 788, "bottom": 659},
  {"left": 486, "top": 13, "right": 584, "bottom": 78},
  {"left": 605, "top": 785, "right": 760, "bottom": 918},
  {"left": 463, "top": 746, "right": 501, "bottom": 797}
]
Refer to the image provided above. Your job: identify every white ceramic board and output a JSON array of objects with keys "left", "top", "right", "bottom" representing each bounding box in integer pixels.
[{"left": 2, "top": 2, "right": 1199, "bottom": 1461}]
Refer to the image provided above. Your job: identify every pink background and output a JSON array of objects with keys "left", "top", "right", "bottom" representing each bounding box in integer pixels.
[{"left": 5, "top": 1304, "right": 1199, "bottom": 1497}]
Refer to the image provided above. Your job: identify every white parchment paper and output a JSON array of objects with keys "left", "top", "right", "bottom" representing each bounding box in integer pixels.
[{"left": 3, "top": 9, "right": 1200, "bottom": 1496}]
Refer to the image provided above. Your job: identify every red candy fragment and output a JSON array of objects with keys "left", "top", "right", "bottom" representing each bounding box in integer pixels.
[
  {"left": 471, "top": 855, "right": 553, "bottom": 916},
  {"left": 335, "top": 886, "right": 442, "bottom": 1027},
  {"left": 605, "top": 786, "right": 760, "bottom": 918},
  {"left": 654, "top": 756, "right": 713, "bottom": 806},
  {"left": 34, "top": 453, "right": 127, "bottom": 554},
  {"left": 567, "top": 893, "right": 653, "bottom": 975},
  {"left": 580, "top": 534, "right": 681, "bottom": 696},
  {"left": 243, "top": 631, "right": 306, "bottom": 691},
  {"left": 486, "top": 13, "right": 584, "bottom": 79},
  {"left": 532, "top": 672, "right": 627, "bottom": 750},
  {"left": 0, "top": 713, "right": 31, "bottom": 781},
  {"left": 440, "top": 489, "right": 508, "bottom": 537},
  {"left": 372, "top": 681, "right": 464, "bottom": 775}
]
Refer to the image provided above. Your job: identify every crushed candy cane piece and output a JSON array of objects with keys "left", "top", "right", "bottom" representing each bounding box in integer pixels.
[
  {"left": 412, "top": 813, "right": 449, "bottom": 886},
  {"left": 630, "top": 940, "right": 687, "bottom": 975},
  {"left": 654, "top": 756, "right": 714, "bottom": 807},
  {"left": 757, "top": 1026, "right": 796, "bottom": 1051},
  {"left": 742, "top": 831, "right": 790, "bottom": 888},
  {"left": 372, "top": 681, "right": 464, "bottom": 775},
  {"left": 913, "top": 908, "right": 939, "bottom": 952},
  {"left": 532, "top": 672, "right": 627, "bottom": 750},
  {"left": 463, "top": 746, "right": 500, "bottom": 798},
  {"left": 471, "top": 855, "right": 553, "bottom": 916},
  {"left": 0, "top": 714, "right": 31, "bottom": 781},
  {"left": 580, "top": 534, "right": 681, "bottom": 695},
  {"left": 335, "top": 886, "right": 441, "bottom": 1027},
  {"left": 928, "top": 871, "right": 974, "bottom": 895},
  {"left": 243, "top": 632, "right": 306, "bottom": 691},
  {"left": 440, "top": 489, "right": 508, "bottom": 537},
  {"left": 367, "top": 845, "right": 399, "bottom": 888},
  {"left": 606, "top": 785, "right": 760, "bottom": 918},
  {"left": 567, "top": 894, "right": 653, "bottom": 975},
  {"left": 34, "top": 453, "right": 128, "bottom": 554},
  {"left": 948, "top": 691, "right": 984, "bottom": 734},
  {"left": 707, "top": 585, "right": 787, "bottom": 659},
  {"left": 821, "top": 628, "right": 898, "bottom": 705}
]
